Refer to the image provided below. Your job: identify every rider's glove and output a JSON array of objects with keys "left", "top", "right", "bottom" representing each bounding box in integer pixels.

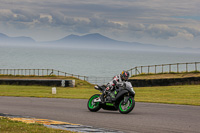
[{"left": 112, "top": 80, "right": 117, "bottom": 86}]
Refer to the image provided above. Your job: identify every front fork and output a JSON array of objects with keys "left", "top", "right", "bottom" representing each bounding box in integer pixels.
[
  {"left": 122, "top": 96, "right": 129, "bottom": 105},
  {"left": 122, "top": 93, "right": 132, "bottom": 105}
]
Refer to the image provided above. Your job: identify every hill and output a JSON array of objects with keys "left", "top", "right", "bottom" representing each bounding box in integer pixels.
[
  {"left": 0, "top": 33, "right": 35, "bottom": 45},
  {"left": 44, "top": 33, "right": 200, "bottom": 52},
  {"left": 1, "top": 32, "right": 200, "bottom": 52},
  {"left": 44, "top": 33, "right": 166, "bottom": 51}
]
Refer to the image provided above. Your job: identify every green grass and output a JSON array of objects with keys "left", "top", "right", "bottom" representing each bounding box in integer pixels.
[
  {"left": 132, "top": 71, "right": 200, "bottom": 77},
  {"left": 0, "top": 117, "right": 72, "bottom": 133},
  {"left": 131, "top": 71, "right": 200, "bottom": 76},
  {"left": 135, "top": 85, "right": 200, "bottom": 105},
  {"left": 130, "top": 72, "right": 200, "bottom": 79},
  {"left": 0, "top": 85, "right": 99, "bottom": 99},
  {"left": 0, "top": 84, "right": 200, "bottom": 105}
]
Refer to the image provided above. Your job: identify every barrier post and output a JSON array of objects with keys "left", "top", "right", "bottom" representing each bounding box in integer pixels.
[{"left": 177, "top": 63, "right": 179, "bottom": 73}]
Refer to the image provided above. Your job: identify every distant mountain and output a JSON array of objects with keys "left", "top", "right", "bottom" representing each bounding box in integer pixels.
[
  {"left": 51, "top": 33, "right": 119, "bottom": 44},
  {"left": 45, "top": 33, "right": 176, "bottom": 51},
  {"left": 1, "top": 32, "right": 199, "bottom": 53},
  {"left": 0, "top": 33, "right": 8, "bottom": 38},
  {"left": 46, "top": 33, "right": 200, "bottom": 52},
  {"left": 0, "top": 33, "right": 35, "bottom": 45}
]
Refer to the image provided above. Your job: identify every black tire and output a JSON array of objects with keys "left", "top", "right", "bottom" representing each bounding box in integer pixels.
[
  {"left": 118, "top": 97, "right": 135, "bottom": 114},
  {"left": 87, "top": 94, "right": 101, "bottom": 112}
]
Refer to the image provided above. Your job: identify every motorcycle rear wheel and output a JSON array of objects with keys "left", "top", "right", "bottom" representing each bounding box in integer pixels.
[
  {"left": 87, "top": 94, "right": 101, "bottom": 112},
  {"left": 118, "top": 97, "right": 135, "bottom": 114}
]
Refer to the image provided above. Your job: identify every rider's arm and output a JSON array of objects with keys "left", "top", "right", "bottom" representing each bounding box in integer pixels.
[{"left": 106, "top": 76, "right": 119, "bottom": 90}]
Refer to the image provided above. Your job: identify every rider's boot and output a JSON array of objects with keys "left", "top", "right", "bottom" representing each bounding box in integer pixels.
[
  {"left": 94, "top": 94, "right": 104, "bottom": 103},
  {"left": 94, "top": 97, "right": 101, "bottom": 102},
  {"left": 100, "top": 94, "right": 105, "bottom": 103}
]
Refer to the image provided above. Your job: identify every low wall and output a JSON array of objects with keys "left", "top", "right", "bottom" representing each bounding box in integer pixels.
[
  {"left": 129, "top": 77, "right": 200, "bottom": 87},
  {"left": 0, "top": 79, "right": 75, "bottom": 87}
]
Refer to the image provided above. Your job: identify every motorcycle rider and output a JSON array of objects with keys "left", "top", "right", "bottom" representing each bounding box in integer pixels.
[{"left": 95, "top": 70, "right": 131, "bottom": 102}]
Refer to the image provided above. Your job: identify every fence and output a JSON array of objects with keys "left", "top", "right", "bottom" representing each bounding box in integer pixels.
[
  {"left": 87, "top": 77, "right": 113, "bottom": 85},
  {"left": 0, "top": 69, "right": 88, "bottom": 81},
  {"left": 0, "top": 68, "right": 112, "bottom": 85},
  {"left": 127, "top": 62, "right": 200, "bottom": 76},
  {"left": 1, "top": 62, "right": 200, "bottom": 85}
]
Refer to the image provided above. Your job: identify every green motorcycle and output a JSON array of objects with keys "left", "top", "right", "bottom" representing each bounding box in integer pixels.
[{"left": 87, "top": 82, "right": 135, "bottom": 114}]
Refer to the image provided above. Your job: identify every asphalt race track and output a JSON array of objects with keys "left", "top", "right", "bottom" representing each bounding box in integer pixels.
[{"left": 0, "top": 96, "right": 200, "bottom": 133}]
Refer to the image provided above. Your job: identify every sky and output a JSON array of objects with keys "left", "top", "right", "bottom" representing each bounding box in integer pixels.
[{"left": 0, "top": 0, "right": 200, "bottom": 48}]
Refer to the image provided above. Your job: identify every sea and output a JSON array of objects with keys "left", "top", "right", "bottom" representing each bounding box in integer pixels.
[{"left": 0, "top": 45, "right": 200, "bottom": 84}]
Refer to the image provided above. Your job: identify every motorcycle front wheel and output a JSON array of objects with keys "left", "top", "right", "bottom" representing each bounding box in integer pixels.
[
  {"left": 87, "top": 94, "right": 101, "bottom": 112},
  {"left": 118, "top": 97, "right": 135, "bottom": 114}
]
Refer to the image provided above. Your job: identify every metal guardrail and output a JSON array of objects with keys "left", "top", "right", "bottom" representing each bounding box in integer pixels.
[
  {"left": 0, "top": 69, "right": 88, "bottom": 81},
  {"left": 127, "top": 62, "right": 200, "bottom": 76}
]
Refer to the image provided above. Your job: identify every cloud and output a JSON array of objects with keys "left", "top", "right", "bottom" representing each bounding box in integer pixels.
[
  {"left": 176, "top": 31, "right": 194, "bottom": 41},
  {"left": 128, "top": 23, "right": 145, "bottom": 31},
  {"left": 0, "top": 0, "right": 200, "bottom": 48},
  {"left": 181, "top": 27, "right": 200, "bottom": 37},
  {"left": 88, "top": 17, "right": 122, "bottom": 29},
  {"left": 0, "top": 8, "right": 40, "bottom": 29},
  {"left": 0, "top": 9, "right": 14, "bottom": 21},
  {"left": 11, "top": 9, "right": 40, "bottom": 22},
  {"left": 146, "top": 24, "right": 179, "bottom": 39}
]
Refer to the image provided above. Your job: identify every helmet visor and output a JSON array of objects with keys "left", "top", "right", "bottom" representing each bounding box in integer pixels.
[{"left": 124, "top": 76, "right": 129, "bottom": 80}]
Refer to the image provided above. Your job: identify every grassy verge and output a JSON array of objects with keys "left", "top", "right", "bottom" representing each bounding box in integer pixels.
[
  {"left": 0, "top": 85, "right": 98, "bottom": 99},
  {"left": 130, "top": 71, "right": 200, "bottom": 79},
  {"left": 0, "top": 75, "right": 93, "bottom": 87},
  {"left": 135, "top": 85, "right": 200, "bottom": 105},
  {"left": 0, "top": 117, "right": 72, "bottom": 133},
  {"left": 0, "top": 84, "right": 199, "bottom": 106}
]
